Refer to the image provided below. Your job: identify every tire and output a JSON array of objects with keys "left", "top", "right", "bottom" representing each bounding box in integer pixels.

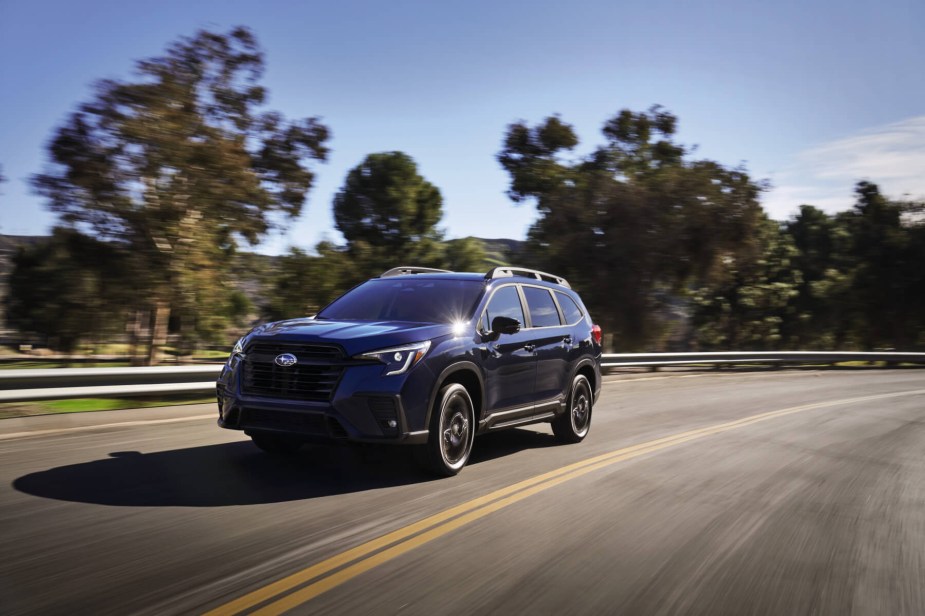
[
  {"left": 418, "top": 383, "right": 475, "bottom": 476},
  {"left": 552, "top": 374, "right": 592, "bottom": 444},
  {"left": 250, "top": 434, "right": 302, "bottom": 456}
]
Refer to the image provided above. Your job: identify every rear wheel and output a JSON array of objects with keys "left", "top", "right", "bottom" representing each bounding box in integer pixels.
[
  {"left": 552, "top": 374, "right": 592, "bottom": 443},
  {"left": 250, "top": 434, "right": 302, "bottom": 456},
  {"left": 418, "top": 383, "right": 475, "bottom": 476}
]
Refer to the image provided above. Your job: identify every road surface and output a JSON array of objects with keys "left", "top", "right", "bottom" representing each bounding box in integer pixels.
[{"left": 2, "top": 369, "right": 924, "bottom": 615}]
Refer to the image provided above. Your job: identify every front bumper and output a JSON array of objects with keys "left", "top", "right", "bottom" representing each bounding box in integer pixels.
[{"left": 216, "top": 357, "right": 432, "bottom": 445}]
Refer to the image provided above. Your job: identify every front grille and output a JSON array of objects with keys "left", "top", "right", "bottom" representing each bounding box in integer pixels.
[
  {"left": 242, "top": 362, "right": 343, "bottom": 400},
  {"left": 242, "top": 342, "right": 345, "bottom": 400},
  {"left": 246, "top": 342, "right": 342, "bottom": 361}
]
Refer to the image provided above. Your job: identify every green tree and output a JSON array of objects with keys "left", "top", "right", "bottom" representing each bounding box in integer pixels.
[
  {"left": 781, "top": 205, "right": 853, "bottom": 348},
  {"left": 266, "top": 153, "right": 486, "bottom": 318},
  {"left": 443, "top": 237, "right": 487, "bottom": 272},
  {"left": 757, "top": 184, "right": 924, "bottom": 351},
  {"left": 5, "top": 229, "right": 130, "bottom": 353},
  {"left": 840, "top": 182, "right": 918, "bottom": 348},
  {"left": 265, "top": 242, "right": 355, "bottom": 321},
  {"left": 499, "top": 106, "right": 765, "bottom": 349},
  {"left": 332, "top": 151, "right": 483, "bottom": 280},
  {"left": 31, "top": 27, "right": 330, "bottom": 363},
  {"left": 333, "top": 151, "right": 443, "bottom": 270},
  {"left": 905, "top": 213, "right": 925, "bottom": 347},
  {"left": 692, "top": 217, "right": 801, "bottom": 349}
]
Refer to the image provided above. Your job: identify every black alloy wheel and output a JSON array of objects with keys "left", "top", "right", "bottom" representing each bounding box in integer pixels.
[
  {"left": 552, "top": 374, "right": 592, "bottom": 443},
  {"left": 419, "top": 383, "right": 475, "bottom": 476}
]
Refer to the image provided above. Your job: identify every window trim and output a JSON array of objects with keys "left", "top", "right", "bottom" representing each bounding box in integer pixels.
[{"left": 479, "top": 282, "right": 575, "bottom": 333}]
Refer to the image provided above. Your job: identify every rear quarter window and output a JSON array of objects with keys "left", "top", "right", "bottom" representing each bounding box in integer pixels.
[{"left": 555, "top": 292, "right": 584, "bottom": 324}]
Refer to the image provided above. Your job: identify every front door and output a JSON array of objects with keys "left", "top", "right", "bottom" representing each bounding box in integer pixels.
[{"left": 479, "top": 284, "right": 536, "bottom": 418}]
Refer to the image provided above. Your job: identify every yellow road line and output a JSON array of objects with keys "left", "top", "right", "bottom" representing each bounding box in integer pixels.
[{"left": 208, "top": 388, "right": 925, "bottom": 615}]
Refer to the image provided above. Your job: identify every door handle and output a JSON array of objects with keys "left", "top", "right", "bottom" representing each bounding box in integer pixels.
[{"left": 523, "top": 344, "right": 536, "bottom": 352}]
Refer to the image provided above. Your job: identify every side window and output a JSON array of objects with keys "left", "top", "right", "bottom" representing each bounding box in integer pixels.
[
  {"left": 522, "top": 287, "right": 562, "bottom": 328},
  {"left": 555, "top": 292, "right": 584, "bottom": 324},
  {"left": 484, "top": 286, "right": 526, "bottom": 331}
]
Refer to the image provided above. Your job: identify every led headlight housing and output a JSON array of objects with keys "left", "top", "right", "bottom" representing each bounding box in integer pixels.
[
  {"left": 227, "top": 337, "right": 246, "bottom": 367},
  {"left": 356, "top": 340, "right": 431, "bottom": 376}
]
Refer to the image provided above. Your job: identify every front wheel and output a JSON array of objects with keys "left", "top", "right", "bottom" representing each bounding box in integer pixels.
[
  {"left": 552, "top": 374, "right": 593, "bottom": 443},
  {"left": 417, "top": 383, "right": 475, "bottom": 476}
]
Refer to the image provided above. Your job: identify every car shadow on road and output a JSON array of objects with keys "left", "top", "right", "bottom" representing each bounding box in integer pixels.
[{"left": 13, "top": 429, "right": 556, "bottom": 508}]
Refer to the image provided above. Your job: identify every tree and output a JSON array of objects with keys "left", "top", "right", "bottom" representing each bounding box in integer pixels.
[
  {"left": 499, "top": 106, "right": 765, "bottom": 349},
  {"left": 334, "top": 151, "right": 442, "bottom": 263},
  {"left": 692, "top": 217, "right": 801, "bottom": 349},
  {"left": 31, "top": 27, "right": 330, "bottom": 363},
  {"left": 443, "top": 237, "right": 487, "bottom": 272},
  {"left": 780, "top": 205, "right": 853, "bottom": 348},
  {"left": 265, "top": 242, "right": 354, "bottom": 321},
  {"left": 5, "top": 229, "right": 131, "bottom": 353},
  {"left": 264, "top": 152, "right": 486, "bottom": 316},
  {"left": 779, "top": 183, "right": 925, "bottom": 350},
  {"left": 333, "top": 151, "right": 483, "bottom": 280},
  {"left": 840, "top": 182, "right": 917, "bottom": 348}
]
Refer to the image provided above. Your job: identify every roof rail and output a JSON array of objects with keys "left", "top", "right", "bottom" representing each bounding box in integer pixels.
[
  {"left": 380, "top": 266, "right": 452, "bottom": 278},
  {"left": 485, "top": 267, "right": 571, "bottom": 289}
]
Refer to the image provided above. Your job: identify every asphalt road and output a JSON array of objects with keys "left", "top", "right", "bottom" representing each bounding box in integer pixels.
[{"left": 2, "top": 369, "right": 925, "bottom": 615}]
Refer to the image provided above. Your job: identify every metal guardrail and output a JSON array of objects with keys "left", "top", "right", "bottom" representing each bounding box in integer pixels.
[
  {"left": 601, "top": 351, "right": 925, "bottom": 368},
  {"left": 0, "top": 366, "right": 222, "bottom": 403},
  {"left": 1, "top": 352, "right": 924, "bottom": 403}
]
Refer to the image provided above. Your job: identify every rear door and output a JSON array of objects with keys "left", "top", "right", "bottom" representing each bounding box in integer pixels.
[{"left": 520, "top": 285, "right": 571, "bottom": 408}]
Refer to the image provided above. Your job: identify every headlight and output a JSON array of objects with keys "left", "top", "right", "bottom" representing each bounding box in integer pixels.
[
  {"left": 355, "top": 341, "right": 431, "bottom": 376},
  {"left": 232, "top": 337, "right": 245, "bottom": 357}
]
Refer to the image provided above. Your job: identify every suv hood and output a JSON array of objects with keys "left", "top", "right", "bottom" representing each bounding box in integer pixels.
[{"left": 246, "top": 318, "right": 454, "bottom": 356}]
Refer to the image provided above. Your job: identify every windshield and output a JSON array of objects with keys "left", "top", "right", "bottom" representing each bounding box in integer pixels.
[{"left": 317, "top": 278, "right": 484, "bottom": 323}]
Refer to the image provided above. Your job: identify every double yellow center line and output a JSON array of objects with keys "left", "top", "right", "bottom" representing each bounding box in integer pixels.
[{"left": 207, "top": 388, "right": 924, "bottom": 615}]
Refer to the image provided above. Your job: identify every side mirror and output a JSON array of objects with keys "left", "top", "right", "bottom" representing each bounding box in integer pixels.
[{"left": 491, "top": 316, "right": 521, "bottom": 337}]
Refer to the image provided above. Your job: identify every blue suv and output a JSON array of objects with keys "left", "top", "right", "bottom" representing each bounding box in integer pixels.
[{"left": 217, "top": 266, "right": 602, "bottom": 475}]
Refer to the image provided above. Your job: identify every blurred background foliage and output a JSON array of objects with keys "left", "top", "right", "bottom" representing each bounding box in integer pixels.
[{"left": 2, "top": 28, "right": 924, "bottom": 362}]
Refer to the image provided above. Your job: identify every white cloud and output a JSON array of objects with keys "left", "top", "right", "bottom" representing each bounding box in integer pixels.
[{"left": 762, "top": 115, "right": 925, "bottom": 220}]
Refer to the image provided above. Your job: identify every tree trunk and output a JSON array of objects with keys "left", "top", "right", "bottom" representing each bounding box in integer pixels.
[
  {"left": 146, "top": 301, "right": 171, "bottom": 366},
  {"left": 128, "top": 309, "right": 142, "bottom": 366}
]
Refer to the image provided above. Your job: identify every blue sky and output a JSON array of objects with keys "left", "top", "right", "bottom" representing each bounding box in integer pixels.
[{"left": 1, "top": 0, "right": 922, "bottom": 254}]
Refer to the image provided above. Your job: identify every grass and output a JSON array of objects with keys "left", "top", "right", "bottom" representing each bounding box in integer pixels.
[{"left": 0, "top": 395, "right": 215, "bottom": 420}]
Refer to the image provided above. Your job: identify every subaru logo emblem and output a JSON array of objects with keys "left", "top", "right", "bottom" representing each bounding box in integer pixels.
[{"left": 274, "top": 353, "right": 298, "bottom": 367}]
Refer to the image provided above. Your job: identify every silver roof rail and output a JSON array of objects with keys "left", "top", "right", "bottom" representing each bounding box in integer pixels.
[
  {"left": 380, "top": 266, "right": 452, "bottom": 278},
  {"left": 485, "top": 267, "right": 571, "bottom": 289}
]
